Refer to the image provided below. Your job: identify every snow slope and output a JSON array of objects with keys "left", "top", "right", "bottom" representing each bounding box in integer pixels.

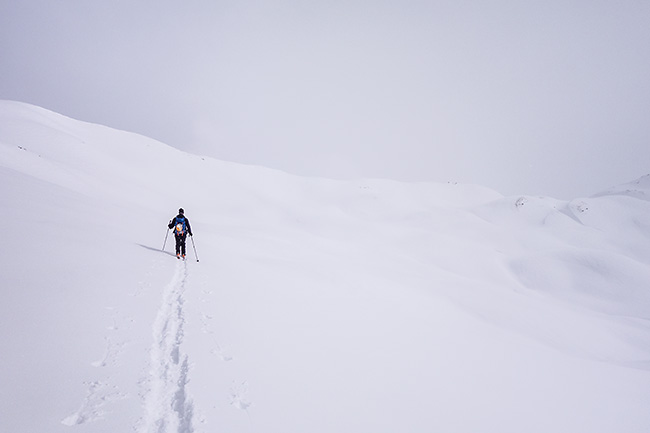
[{"left": 1, "top": 100, "right": 649, "bottom": 433}]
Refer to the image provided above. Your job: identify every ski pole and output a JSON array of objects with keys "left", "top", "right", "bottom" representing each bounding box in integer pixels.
[
  {"left": 162, "top": 223, "right": 170, "bottom": 251},
  {"left": 190, "top": 235, "right": 200, "bottom": 262}
]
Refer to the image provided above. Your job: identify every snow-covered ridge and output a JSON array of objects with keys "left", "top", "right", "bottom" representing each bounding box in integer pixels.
[
  {"left": 1, "top": 100, "right": 649, "bottom": 433},
  {"left": 594, "top": 173, "right": 650, "bottom": 201}
]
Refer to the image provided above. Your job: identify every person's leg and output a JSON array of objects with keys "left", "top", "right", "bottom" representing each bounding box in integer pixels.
[{"left": 175, "top": 234, "right": 181, "bottom": 256}]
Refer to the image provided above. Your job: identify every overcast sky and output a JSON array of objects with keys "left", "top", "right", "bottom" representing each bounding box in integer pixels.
[{"left": 1, "top": 0, "right": 649, "bottom": 199}]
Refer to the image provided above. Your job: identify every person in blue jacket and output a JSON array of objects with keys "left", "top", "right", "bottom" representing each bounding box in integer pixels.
[{"left": 168, "top": 208, "right": 193, "bottom": 259}]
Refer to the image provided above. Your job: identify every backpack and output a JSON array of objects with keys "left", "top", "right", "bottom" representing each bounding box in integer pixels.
[{"left": 174, "top": 216, "right": 187, "bottom": 235}]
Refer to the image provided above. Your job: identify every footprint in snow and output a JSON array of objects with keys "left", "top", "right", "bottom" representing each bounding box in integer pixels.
[
  {"left": 91, "top": 337, "right": 126, "bottom": 368},
  {"left": 200, "top": 313, "right": 216, "bottom": 334},
  {"left": 211, "top": 345, "right": 233, "bottom": 362},
  {"left": 61, "top": 381, "right": 126, "bottom": 426},
  {"left": 230, "top": 381, "right": 252, "bottom": 411}
]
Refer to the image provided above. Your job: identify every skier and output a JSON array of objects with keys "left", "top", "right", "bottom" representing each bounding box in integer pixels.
[{"left": 168, "top": 208, "right": 193, "bottom": 259}]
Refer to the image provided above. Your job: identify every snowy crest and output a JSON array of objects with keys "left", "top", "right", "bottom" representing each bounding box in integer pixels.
[{"left": 593, "top": 174, "right": 650, "bottom": 201}]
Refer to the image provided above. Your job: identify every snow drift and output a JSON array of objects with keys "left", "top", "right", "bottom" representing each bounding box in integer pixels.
[{"left": 1, "top": 100, "right": 649, "bottom": 433}]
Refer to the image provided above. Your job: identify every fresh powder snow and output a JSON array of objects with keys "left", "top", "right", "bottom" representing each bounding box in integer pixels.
[{"left": 0, "top": 100, "right": 649, "bottom": 433}]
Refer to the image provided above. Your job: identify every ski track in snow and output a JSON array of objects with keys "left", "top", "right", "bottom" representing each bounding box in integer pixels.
[{"left": 140, "top": 260, "right": 195, "bottom": 433}]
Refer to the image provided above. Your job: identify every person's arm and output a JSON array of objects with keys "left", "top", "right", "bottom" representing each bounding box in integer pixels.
[{"left": 186, "top": 219, "right": 193, "bottom": 236}]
